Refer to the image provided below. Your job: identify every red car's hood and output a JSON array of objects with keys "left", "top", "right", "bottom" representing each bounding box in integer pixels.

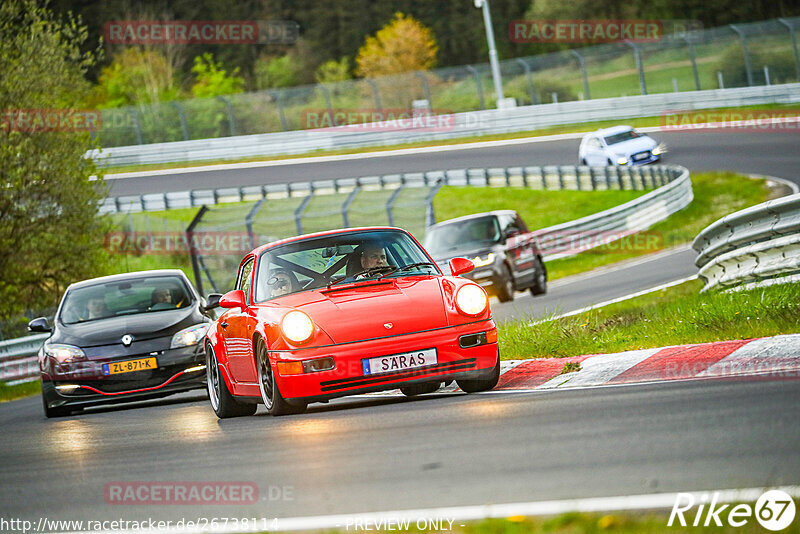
[{"left": 285, "top": 277, "right": 448, "bottom": 344}]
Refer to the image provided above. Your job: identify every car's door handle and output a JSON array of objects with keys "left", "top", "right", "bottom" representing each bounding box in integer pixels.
[{"left": 221, "top": 321, "right": 228, "bottom": 328}]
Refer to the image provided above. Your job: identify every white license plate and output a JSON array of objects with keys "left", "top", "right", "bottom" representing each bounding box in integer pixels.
[
  {"left": 362, "top": 348, "right": 437, "bottom": 375},
  {"left": 633, "top": 153, "right": 649, "bottom": 160}
]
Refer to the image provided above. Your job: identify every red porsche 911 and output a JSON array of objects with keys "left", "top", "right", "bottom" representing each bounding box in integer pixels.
[{"left": 204, "top": 227, "right": 500, "bottom": 417}]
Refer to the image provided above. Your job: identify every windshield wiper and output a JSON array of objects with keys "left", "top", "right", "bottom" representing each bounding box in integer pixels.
[
  {"left": 378, "top": 262, "right": 438, "bottom": 280},
  {"left": 326, "top": 266, "right": 396, "bottom": 288}
]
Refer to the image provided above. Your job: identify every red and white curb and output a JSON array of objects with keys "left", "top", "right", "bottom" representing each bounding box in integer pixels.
[{"left": 495, "top": 334, "right": 800, "bottom": 391}]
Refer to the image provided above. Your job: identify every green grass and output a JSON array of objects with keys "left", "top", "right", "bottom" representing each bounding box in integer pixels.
[
  {"left": 0, "top": 380, "right": 40, "bottom": 402},
  {"left": 543, "top": 171, "right": 774, "bottom": 280},
  {"left": 498, "top": 279, "right": 800, "bottom": 360},
  {"left": 102, "top": 103, "right": 800, "bottom": 174}
]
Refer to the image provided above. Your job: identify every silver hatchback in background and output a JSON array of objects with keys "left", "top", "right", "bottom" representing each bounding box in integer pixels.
[{"left": 579, "top": 126, "right": 667, "bottom": 166}]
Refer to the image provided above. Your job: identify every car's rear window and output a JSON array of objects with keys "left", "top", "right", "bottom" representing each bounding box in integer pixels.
[
  {"left": 423, "top": 216, "right": 500, "bottom": 256},
  {"left": 60, "top": 275, "right": 193, "bottom": 324}
]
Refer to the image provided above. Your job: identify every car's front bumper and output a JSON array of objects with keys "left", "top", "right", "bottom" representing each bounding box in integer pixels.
[{"left": 272, "top": 319, "right": 498, "bottom": 403}]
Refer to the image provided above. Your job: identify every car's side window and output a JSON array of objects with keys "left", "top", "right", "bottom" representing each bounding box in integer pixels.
[{"left": 237, "top": 258, "right": 255, "bottom": 306}]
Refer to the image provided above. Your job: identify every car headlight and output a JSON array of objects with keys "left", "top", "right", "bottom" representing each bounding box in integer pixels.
[
  {"left": 652, "top": 143, "right": 667, "bottom": 156},
  {"left": 281, "top": 311, "right": 314, "bottom": 344},
  {"left": 471, "top": 253, "right": 495, "bottom": 268},
  {"left": 616, "top": 156, "right": 629, "bottom": 165},
  {"left": 455, "top": 284, "right": 489, "bottom": 316},
  {"left": 44, "top": 343, "right": 85, "bottom": 363},
  {"left": 170, "top": 323, "right": 210, "bottom": 349}
]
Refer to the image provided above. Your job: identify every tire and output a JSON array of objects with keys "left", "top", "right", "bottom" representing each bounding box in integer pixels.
[
  {"left": 400, "top": 382, "right": 441, "bottom": 396},
  {"left": 495, "top": 263, "right": 514, "bottom": 303},
  {"left": 580, "top": 158, "right": 588, "bottom": 166},
  {"left": 457, "top": 353, "right": 500, "bottom": 393},
  {"left": 256, "top": 341, "right": 307, "bottom": 416},
  {"left": 206, "top": 344, "right": 256, "bottom": 418},
  {"left": 529, "top": 256, "right": 548, "bottom": 296},
  {"left": 42, "top": 383, "right": 71, "bottom": 418}
]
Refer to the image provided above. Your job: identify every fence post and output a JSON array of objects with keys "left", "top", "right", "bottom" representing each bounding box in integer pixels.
[
  {"left": 779, "top": 19, "right": 800, "bottom": 82},
  {"left": 294, "top": 188, "right": 314, "bottom": 235},
  {"left": 366, "top": 78, "right": 383, "bottom": 112},
  {"left": 216, "top": 96, "right": 238, "bottom": 136},
  {"left": 245, "top": 198, "right": 267, "bottom": 249},
  {"left": 569, "top": 50, "right": 591, "bottom": 100},
  {"left": 624, "top": 41, "right": 647, "bottom": 95},
  {"left": 414, "top": 71, "right": 433, "bottom": 107},
  {"left": 730, "top": 25, "right": 754, "bottom": 87},
  {"left": 425, "top": 180, "right": 444, "bottom": 227},
  {"left": 386, "top": 183, "right": 405, "bottom": 227},
  {"left": 170, "top": 101, "right": 190, "bottom": 140},
  {"left": 515, "top": 58, "right": 538, "bottom": 104},
  {"left": 682, "top": 36, "right": 702, "bottom": 90},
  {"left": 465, "top": 65, "right": 485, "bottom": 110},
  {"left": 341, "top": 185, "right": 361, "bottom": 227},
  {"left": 270, "top": 90, "right": 289, "bottom": 132},
  {"left": 129, "top": 107, "right": 144, "bottom": 145},
  {"left": 186, "top": 205, "right": 209, "bottom": 296},
  {"left": 318, "top": 84, "right": 335, "bottom": 126}
]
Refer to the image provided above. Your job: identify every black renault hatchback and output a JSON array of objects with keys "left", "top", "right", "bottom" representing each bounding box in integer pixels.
[{"left": 29, "top": 269, "right": 220, "bottom": 417}]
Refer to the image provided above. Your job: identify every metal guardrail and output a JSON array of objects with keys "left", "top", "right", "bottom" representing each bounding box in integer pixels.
[
  {"left": 0, "top": 334, "right": 47, "bottom": 385},
  {"left": 4, "top": 164, "right": 692, "bottom": 384},
  {"left": 89, "top": 83, "right": 800, "bottom": 168},
  {"left": 692, "top": 193, "right": 800, "bottom": 291}
]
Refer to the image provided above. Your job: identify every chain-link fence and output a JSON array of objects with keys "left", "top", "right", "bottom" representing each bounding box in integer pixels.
[{"left": 92, "top": 17, "right": 800, "bottom": 148}]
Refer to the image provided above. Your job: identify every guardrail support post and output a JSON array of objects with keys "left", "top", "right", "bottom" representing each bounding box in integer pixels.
[
  {"left": 515, "top": 58, "right": 538, "bottom": 104},
  {"left": 730, "top": 25, "right": 755, "bottom": 87},
  {"left": 170, "top": 101, "right": 190, "bottom": 141},
  {"left": 216, "top": 96, "right": 238, "bottom": 136},
  {"left": 779, "top": 19, "right": 800, "bottom": 82},
  {"left": 569, "top": 50, "right": 591, "bottom": 100},
  {"left": 186, "top": 206, "right": 209, "bottom": 296},
  {"left": 465, "top": 65, "right": 485, "bottom": 110}
]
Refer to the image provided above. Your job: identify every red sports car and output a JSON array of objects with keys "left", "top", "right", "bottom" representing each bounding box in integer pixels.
[{"left": 204, "top": 227, "right": 500, "bottom": 417}]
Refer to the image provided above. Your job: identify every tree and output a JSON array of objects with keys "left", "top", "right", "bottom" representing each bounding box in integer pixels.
[
  {"left": 314, "top": 57, "right": 352, "bottom": 84},
  {"left": 0, "top": 0, "right": 110, "bottom": 323},
  {"left": 93, "top": 48, "right": 180, "bottom": 107},
  {"left": 191, "top": 53, "right": 245, "bottom": 98},
  {"left": 356, "top": 12, "right": 438, "bottom": 78}
]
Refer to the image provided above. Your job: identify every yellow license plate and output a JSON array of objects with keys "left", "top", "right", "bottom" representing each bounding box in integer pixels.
[{"left": 103, "top": 357, "right": 157, "bottom": 376}]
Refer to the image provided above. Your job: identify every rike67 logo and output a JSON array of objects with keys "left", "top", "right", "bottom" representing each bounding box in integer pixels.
[{"left": 669, "top": 490, "right": 796, "bottom": 530}]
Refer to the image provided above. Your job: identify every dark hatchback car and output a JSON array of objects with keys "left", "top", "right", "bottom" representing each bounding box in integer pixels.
[
  {"left": 423, "top": 210, "right": 547, "bottom": 302},
  {"left": 29, "top": 269, "right": 219, "bottom": 417}
]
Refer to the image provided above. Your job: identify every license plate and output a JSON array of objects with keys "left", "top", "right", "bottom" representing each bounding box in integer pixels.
[
  {"left": 103, "top": 357, "right": 157, "bottom": 376},
  {"left": 633, "top": 152, "right": 649, "bottom": 161},
  {"left": 362, "top": 348, "right": 437, "bottom": 375}
]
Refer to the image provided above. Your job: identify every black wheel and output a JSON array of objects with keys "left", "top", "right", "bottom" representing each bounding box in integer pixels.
[
  {"left": 207, "top": 344, "right": 256, "bottom": 418},
  {"left": 42, "top": 383, "right": 71, "bottom": 418},
  {"left": 495, "top": 263, "right": 514, "bottom": 303},
  {"left": 580, "top": 158, "right": 587, "bottom": 166},
  {"left": 256, "top": 341, "right": 307, "bottom": 416},
  {"left": 529, "top": 256, "right": 548, "bottom": 296},
  {"left": 457, "top": 353, "right": 500, "bottom": 393},
  {"left": 607, "top": 158, "right": 614, "bottom": 166},
  {"left": 400, "top": 382, "right": 441, "bottom": 396}
]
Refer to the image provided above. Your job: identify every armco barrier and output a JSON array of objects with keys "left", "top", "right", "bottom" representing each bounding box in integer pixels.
[
  {"left": 0, "top": 334, "right": 47, "bottom": 384},
  {"left": 88, "top": 83, "right": 800, "bottom": 167},
  {"left": 3, "top": 165, "right": 692, "bottom": 384},
  {"left": 692, "top": 193, "right": 800, "bottom": 291}
]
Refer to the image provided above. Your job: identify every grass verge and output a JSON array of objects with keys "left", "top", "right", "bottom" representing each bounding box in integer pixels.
[
  {"left": 0, "top": 380, "right": 40, "bottom": 403},
  {"left": 498, "top": 279, "right": 800, "bottom": 360},
  {"left": 103, "top": 103, "right": 800, "bottom": 174}
]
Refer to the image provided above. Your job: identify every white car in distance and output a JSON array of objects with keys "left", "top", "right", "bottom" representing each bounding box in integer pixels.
[{"left": 579, "top": 126, "right": 666, "bottom": 166}]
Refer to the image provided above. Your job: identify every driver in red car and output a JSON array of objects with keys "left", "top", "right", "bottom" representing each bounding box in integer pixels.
[{"left": 360, "top": 242, "right": 389, "bottom": 270}]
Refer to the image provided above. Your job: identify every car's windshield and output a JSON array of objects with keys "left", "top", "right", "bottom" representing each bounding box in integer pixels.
[
  {"left": 60, "top": 275, "right": 193, "bottom": 324},
  {"left": 604, "top": 130, "right": 641, "bottom": 145},
  {"left": 255, "top": 230, "right": 437, "bottom": 301},
  {"left": 423, "top": 216, "right": 500, "bottom": 255}
]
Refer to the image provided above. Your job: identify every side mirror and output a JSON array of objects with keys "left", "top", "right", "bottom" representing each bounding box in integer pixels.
[
  {"left": 449, "top": 257, "right": 475, "bottom": 277},
  {"left": 28, "top": 317, "right": 52, "bottom": 333},
  {"left": 202, "top": 293, "right": 223, "bottom": 311},
  {"left": 219, "top": 289, "right": 246, "bottom": 309}
]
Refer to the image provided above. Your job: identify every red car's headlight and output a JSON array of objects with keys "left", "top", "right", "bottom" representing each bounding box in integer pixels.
[
  {"left": 281, "top": 311, "right": 314, "bottom": 344},
  {"left": 455, "top": 284, "right": 488, "bottom": 316}
]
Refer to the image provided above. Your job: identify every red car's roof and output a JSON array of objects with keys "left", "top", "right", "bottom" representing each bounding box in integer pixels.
[{"left": 250, "top": 226, "right": 408, "bottom": 256}]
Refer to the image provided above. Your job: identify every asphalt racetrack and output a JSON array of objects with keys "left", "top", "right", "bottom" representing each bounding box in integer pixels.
[{"left": 1, "top": 128, "right": 798, "bottom": 527}]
